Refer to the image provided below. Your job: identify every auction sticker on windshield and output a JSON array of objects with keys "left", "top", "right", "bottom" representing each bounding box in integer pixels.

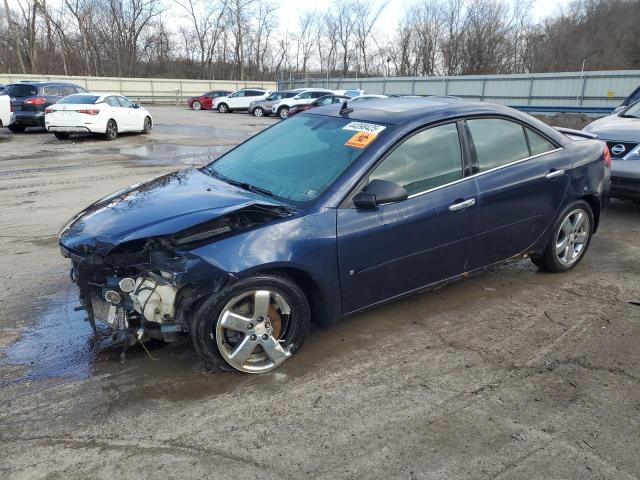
[
  {"left": 345, "top": 131, "right": 378, "bottom": 149},
  {"left": 342, "top": 121, "right": 386, "bottom": 134}
]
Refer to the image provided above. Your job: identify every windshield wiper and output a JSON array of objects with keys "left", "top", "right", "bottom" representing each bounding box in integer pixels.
[
  {"left": 620, "top": 113, "right": 639, "bottom": 119},
  {"left": 202, "top": 166, "right": 275, "bottom": 198}
]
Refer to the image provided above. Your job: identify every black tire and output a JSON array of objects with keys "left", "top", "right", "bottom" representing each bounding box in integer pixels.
[
  {"left": 278, "top": 106, "right": 290, "bottom": 119},
  {"left": 192, "top": 100, "right": 202, "bottom": 111},
  {"left": 104, "top": 119, "right": 118, "bottom": 141},
  {"left": 54, "top": 132, "right": 70, "bottom": 140},
  {"left": 533, "top": 200, "right": 594, "bottom": 273},
  {"left": 253, "top": 107, "right": 265, "bottom": 117},
  {"left": 142, "top": 116, "right": 152, "bottom": 134},
  {"left": 218, "top": 103, "right": 229, "bottom": 113},
  {"left": 8, "top": 124, "right": 26, "bottom": 133},
  {"left": 191, "top": 274, "right": 310, "bottom": 373}
]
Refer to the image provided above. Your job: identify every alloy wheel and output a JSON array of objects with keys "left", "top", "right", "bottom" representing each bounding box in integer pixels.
[
  {"left": 554, "top": 208, "right": 590, "bottom": 266},
  {"left": 215, "top": 290, "right": 292, "bottom": 373},
  {"left": 192, "top": 101, "right": 201, "bottom": 110},
  {"left": 253, "top": 107, "right": 264, "bottom": 117}
]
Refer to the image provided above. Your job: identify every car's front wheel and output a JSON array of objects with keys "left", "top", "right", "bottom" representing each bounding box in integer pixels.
[
  {"left": 278, "top": 106, "right": 290, "bottom": 119},
  {"left": 253, "top": 107, "right": 265, "bottom": 117},
  {"left": 533, "top": 200, "right": 594, "bottom": 272},
  {"left": 218, "top": 103, "right": 229, "bottom": 113},
  {"left": 54, "top": 132, "right": 70, "bottom": 140},
  {"left": 191, "top": 274, "right": 310, "bottom": 373},
  {"left": 192, "top": 100, "right": 202, "bottom": 111},
  {"left": 142, "top": 116, "right": 152, "bottom": 134}
]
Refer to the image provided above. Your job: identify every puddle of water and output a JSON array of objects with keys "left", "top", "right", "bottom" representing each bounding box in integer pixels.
[
  {"left": 0, "top": 289, "right": 96, "bottom": 382},
  {"left": 120, "top": 143, "right": 232, "bottom": 167}
]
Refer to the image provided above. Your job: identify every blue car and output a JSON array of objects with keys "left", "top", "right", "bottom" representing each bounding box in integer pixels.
[{"left": 60, "top": 98, "right": 610, "bottom": 373}]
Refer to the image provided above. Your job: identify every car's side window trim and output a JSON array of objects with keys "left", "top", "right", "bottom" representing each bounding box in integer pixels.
[{"left": 339, "top": 119, "right": 469, "bottom": 208}]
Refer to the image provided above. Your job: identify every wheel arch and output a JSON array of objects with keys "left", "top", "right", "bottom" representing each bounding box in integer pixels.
[{"left": 580, "top": 193, "right": 600, "bottom": 232}]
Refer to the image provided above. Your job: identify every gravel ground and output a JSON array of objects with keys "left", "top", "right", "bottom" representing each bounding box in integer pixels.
[{"left": 0, "top": 107, "right": 638, "bottom": 480}]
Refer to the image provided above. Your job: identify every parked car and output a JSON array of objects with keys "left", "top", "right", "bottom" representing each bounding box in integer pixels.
[
  {"left": 271, "top": 88, "right": 336, "bottom": 118},
  {"left": 614, "top": 85, "right": 640, "bottom": 112},
  {"left": 45, "top": 93, "right": 152, "bottom": 140},
  {"left": 187, "top": 90, "right": 232, "bottom": 110},
  {"left": 349, "top": 94, "right": 389, "bottom": 102},
  {"left": 288, "top": 94, "right": 350, "bottom": 117},
  {"left": 213, "top": 88, "right": 271, "bottom": 113},
  {"left": 0, "top": 84, "right": 6, "bottom": 95},
  {"left": 59, "top": 98, "right": 609, "bottom": 374},
  {"left": 583, "top": 100, "right": 640, "bottom": 200},
  {"left": 0, "top": 94, "right": 14, "bottom": 128},
  {"left": 4, "top": 81, "right": 88, "bottom": 132},
  {"left": 248, "top": 91, "right": 297, "bottom": 117}
]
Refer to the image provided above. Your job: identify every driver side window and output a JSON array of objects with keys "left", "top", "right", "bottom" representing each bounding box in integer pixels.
[{"left": 370, "top": 123, "right": 464, "bottom": 196}]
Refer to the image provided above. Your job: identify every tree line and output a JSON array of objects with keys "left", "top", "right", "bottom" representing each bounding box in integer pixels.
[{"left": 1, "top": 0, "right": 639, "bottom": 81}]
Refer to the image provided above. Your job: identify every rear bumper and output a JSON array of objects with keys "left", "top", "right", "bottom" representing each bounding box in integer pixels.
[
  {"left": 47, "top": 125, "right": 92, "bottom": 133},
  {"left": 610, "top": 176, "right": 640, "bottom": 200},
  {"left": 14, "top": 111, "right": 45, "bottom": 126}
]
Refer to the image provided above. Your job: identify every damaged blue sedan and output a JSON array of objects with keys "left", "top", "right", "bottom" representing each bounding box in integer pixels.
[{"left": 60, "top": 97, "right": 610, "bottom": 373}]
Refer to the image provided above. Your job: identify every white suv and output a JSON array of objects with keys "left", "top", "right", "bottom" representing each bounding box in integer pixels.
[
  {"left": 272, "top": 89, "right": 336, "bottom": 118},
  {"left": 213, "top": 88, "right": 271, "bottom": 113}
]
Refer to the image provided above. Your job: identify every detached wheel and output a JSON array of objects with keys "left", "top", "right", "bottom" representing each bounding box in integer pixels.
[
  {"left": 253, "top": 107, "right": 265, "bottom": 117},
  {"left": 278, "top": 106, "right": 289, "bottom": 119},
  {"left": 142, "top": 116, "right": 152, "bottom": 134},
  {"left": 533, "top": 200, "right": 594, "bottom": 273},
  {"left": 54, "top": 132, "right": 70, "bottom": 140},
  {"left": 192, "top": 274, "right": 310, "bottom": 373},
  {"left": 104, "top": 119, "right": 118, "bottom": 141},
  {"left": 218, "top": 103, "right": 229, "bottom": 113},
  {"left": 8, "top": 124, "right": 26, "bottom": 133},
  {"left": 192, "top": 100, "right": 202, "bottom": 111}
]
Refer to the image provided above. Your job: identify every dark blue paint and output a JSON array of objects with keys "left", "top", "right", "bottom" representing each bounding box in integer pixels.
[{"left": 60, "top": 98, "right": 609, "bottom": 325}]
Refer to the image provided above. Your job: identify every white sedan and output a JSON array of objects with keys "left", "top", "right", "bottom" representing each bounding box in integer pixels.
[{"left": 45, "top": 93, "right": 152, "bottom": 140}]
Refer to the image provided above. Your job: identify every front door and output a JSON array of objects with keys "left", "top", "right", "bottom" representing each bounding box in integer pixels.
[
  {"left": 337, "top": 122, "right": 478, "bottom": 313},
  {"left": 466, "top": 118, "right": 571, "bottom": 268}
]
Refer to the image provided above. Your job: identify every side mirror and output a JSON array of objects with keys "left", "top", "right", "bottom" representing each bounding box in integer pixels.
[
  {"left": 353, "top": 179, "right": 408, "bottom": 209},
  {"left": 612, "top": 105, "right": 625, "bottom": 115},
  {"left": 132, "top": 103, "right": 140, "bottom": 109}
]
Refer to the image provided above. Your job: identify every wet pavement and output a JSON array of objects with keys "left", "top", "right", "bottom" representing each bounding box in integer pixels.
[{"left": 0, "top": 106, "right": 639, "bottom": 479}]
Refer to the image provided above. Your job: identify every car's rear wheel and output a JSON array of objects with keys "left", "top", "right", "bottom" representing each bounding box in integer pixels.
[
  {"left": 54, "top": 132, "right": 70, "bottom": 140},
  {"left": 278, "top": 106, "right": 290, "bottom": 119},
  {"left": 192, "top": 100, "right": 202, "bottom": 111},
  {"left": 218, "top": 103, "right": 229, "bottom": 113},
  {"left": 8, "top": 124, "right": 26, "bottom": 133},
  {"left": 253, "top": 107, "right": 265, "bottom": 117},
  {"left": 533, "top": 200, "right": 594, "bottom": 273},
  {"left": 142, "top": 116, "right": 152, "bottom": 134},
  {"left": 191, "top": 274, "right": 310, "bottom": 373},
  {"left": 104, "top": 119, "right": 118, "bottom": 141}
]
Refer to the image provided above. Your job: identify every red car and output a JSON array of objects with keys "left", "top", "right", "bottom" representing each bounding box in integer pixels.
[
  {"left": 187, "top": 90, "right": 232, "bottom": 110},
  {"left": 288, "top": 95, "right": 351, "bottom": 117}
]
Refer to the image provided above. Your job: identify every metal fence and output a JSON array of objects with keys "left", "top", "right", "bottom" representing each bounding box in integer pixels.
[
  {"left": 0, "top": 73, "right": 277, "bottom": 104},
  {"left": 281, "top": 70, "right": 640, "bottom": 113}
]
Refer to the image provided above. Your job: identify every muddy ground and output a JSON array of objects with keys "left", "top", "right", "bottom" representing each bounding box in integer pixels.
[{"left": 0, "top": 107, "right": 638, "bottom": 479}]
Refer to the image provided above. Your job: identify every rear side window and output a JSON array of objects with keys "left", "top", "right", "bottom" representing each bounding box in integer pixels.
[
  {"left": 6, "top": 84, "right": 37, "bottom": 97},
  {"left": 467, "top": 119, "right": 529, "bottom": 171},
  {"left": 370, "top": 123, "right": 463, "bottom": 195},
  {"left": 58, "top": 95, "right": 100, "bottom": 104},
  {"left": 43, "top": 86, "right": 62, "bottom": 96},
  {"left": 526, "top": 128, "right": 556, "bottom": 156},
  {"left": 105, "top": 96, "right": 120, "bottom": 107},
  {"left": 117, "top": 96, "right": 134, "bottom": 108}
]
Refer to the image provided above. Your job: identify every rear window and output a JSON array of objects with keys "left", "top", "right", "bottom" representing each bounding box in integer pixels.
[
  {"left": 58, "top": 94, "right": 100, "bottom": 104},
  {"left": 6, "top": 84, "right": 38, "bottom": 97}
]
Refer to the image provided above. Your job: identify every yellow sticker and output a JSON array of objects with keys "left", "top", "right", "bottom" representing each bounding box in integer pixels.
[{"left": 345, "top": 131, "right": 377, "bottom": 149}]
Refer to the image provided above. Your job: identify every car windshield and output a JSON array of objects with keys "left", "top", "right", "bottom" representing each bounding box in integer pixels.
[
  {"left": 58, "top": 94, "right": 100, "bottom": 104},
  {"left": 206, "top": 115, "right": 384, "bottom": 205},
  {"left": 621, "top": 101, "right": 640, "bottom": 118},
  {"left": 6, "top": 84, "right": 37, "bottom": 97}
]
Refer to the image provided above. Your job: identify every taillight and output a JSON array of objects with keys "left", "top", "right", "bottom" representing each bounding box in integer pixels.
[
  {"left": 24, "top": 97, "right": 46, "bottom": 105},
  {"left": 9, "top": 102, "right": 12, "bottom": 112},
  {"left": 603, "top": 143, "right": 611, "bottom": 168},
  {"left": 77, "top": 109, "right": 100, "bottom": 115}
]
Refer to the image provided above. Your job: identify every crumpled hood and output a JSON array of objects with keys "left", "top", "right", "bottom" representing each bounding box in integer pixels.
[
  {"left": 583, "top": 115, "right": 640, "bottom": 141},
  {"left": 59, "top": 168, "right": 285, "bottom": 255}
]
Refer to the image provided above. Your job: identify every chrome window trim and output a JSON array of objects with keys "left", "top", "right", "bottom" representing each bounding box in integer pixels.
[{"left": 406, "top": 147, "right": 564, "bottom": 200}]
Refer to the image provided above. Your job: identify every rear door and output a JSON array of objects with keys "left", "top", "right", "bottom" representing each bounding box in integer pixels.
[
  {"left": 466, "top": 118, "right": 568, "bottom": 268},
  {"left": 337, "top": 122, "right": 478, "bottom": 313}
]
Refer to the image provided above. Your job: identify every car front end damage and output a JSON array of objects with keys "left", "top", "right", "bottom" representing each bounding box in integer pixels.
[{"left": 58, "top": 169, "right": 294, "bottom": 352}]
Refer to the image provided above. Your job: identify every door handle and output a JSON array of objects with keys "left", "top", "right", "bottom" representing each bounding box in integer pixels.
[
  {"left": 449, "top": 198, "right": 476, "bottom": 212},
  {"left": 545, "top": 169, "right": 565, "bottom": 179}
]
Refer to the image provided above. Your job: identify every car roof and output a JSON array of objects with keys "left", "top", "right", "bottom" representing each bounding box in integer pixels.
[
  {"left": 305, "top": 96, "right": 539, "bottom": 126},
  {"left": 9, "top": 81, "right": 82, "bottom": 87}
]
